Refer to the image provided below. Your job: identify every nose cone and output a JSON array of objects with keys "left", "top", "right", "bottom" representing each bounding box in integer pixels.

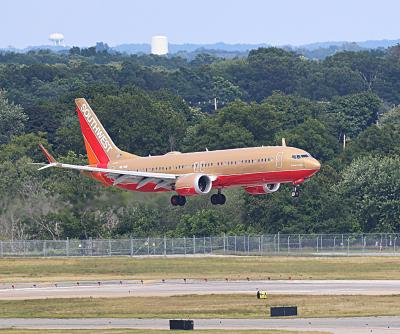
[{"left": 308, "top": 158, "right": 321, "bottom": 170}]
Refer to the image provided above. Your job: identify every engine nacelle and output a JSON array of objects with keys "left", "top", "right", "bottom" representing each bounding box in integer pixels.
[
  {"left": 175, "top": 173, "right": 212, "bottom": 196},
  {"left": 244, "top": 183, "right": 280, "bottom": 195}
]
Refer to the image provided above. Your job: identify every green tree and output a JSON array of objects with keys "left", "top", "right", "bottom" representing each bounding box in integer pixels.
[
  {"left": 176, "top": 209, "right": 227, "bottom": 236},
  {"left": 334, "top": 156, "right": 400, "bottom": 232},
  {"left": 277, "top": 118, "right": 339, "bottom": 161},
  {"left": 327, "top": 92, "right": 381, "bottom": 139},
  {"left": 113, "top": 206, "right": 164, "bottom": 237},
  {"left": 0, "top": 90, "right": 28, "bottom": 144}
]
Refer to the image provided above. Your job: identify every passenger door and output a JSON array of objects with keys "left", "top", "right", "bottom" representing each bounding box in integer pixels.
[{"left": 276, "top": 152, "right": 283, "bottom": 168}]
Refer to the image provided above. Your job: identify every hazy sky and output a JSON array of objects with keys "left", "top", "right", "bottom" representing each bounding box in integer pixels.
[{"left": 2, "top": 0, "right": 399, "bottom": 48}]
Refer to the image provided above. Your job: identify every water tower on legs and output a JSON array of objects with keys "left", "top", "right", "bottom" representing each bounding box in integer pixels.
[{"left": 49, "top": 33, "right": 65, "bottom": 46}]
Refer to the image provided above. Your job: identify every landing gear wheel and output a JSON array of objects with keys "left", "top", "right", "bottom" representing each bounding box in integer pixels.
[
  {"left": 211, "top": 193, "right": 226, "bottom": 205},
  {"left": 177, "top": 195, "right": 186, "bottom": 206},
  {"left": 291, "top": 187, "right": 300, "bottom": 198},
  {"left": 171, "top": 195, "right": 186, "bottom": 206},
  {"left": 211, "top": 194, "right": 219, "bottom": 205},
  {"left": 171, "top": 195, "right": 179, "bottom": 206}
]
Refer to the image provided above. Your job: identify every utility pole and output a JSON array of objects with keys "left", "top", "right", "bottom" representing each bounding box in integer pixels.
[{"left": 343, "top": 133, "right": 346, "bottom": 150}]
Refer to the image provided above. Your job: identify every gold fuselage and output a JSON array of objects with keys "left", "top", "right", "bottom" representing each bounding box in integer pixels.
[{"left": 107, "top": 146, "right": 320, "bottom": 187}]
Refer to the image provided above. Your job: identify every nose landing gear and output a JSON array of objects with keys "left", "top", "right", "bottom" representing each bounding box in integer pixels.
[
  {"left": 171, "top": 195, "right": 186, "bottom": 206},
  {"left": 291, "top": 186, "right": 300, "bottom": 198}
]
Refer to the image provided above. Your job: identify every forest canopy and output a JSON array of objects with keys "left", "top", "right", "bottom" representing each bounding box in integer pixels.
[{"left": 1, "top": 46, "right": 400, "bottom": 239}]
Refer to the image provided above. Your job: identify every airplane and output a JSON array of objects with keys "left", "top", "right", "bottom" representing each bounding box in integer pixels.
[{"left": 38, "top": 98, "right": 321, "bottom": 206}]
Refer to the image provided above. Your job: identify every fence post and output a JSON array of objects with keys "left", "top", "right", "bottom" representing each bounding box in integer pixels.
[
  {"left": 184, "top": 237, "right": 186, "bottom": 255},
  {"left": 108, "top": 239, "right": 112, "bottom": 256},
  {"left": 299, "top": 234, "right": 302, "bottom": 254},
  {"left": 316, "top": 236, "right": 319, "bottom": 253},
  {"left": 223, "top": 233, "right": 226, "bottom": 254},
  {"left": 287, "top": 236, "right": 290, "bottom": 254},
  {"left": 347, "top": 237, "right": 350, "bottom": 256},
  {"left": 130, "top": 237, "right": 133, "bottom": 256},
  {"left": 277, "top": 232, "right": 280, "bottom": 255},
  {"left": 66, "top": 237, "right": 69, "bottom": 256},
  {"left": 193, "top": 235, "right": 196, "bottom": 254},
  {"left": 234, "top": 235, "right": 237, "bottom": 254},
  {"left": 362, "top": 235, "right": 365, "bottom": 252},
  {"left": 203, "top": 236, "right": 206, "bottom": 254},
  {"left": 210, "top": 237, "right": 213, "bottom": 254},
  {"left": 394, "top": 237, "right": 397, "bottom": 254},
  {"left": 164, "top": 236, "right": 167, "bottom": 256},
  {"left": 43, "top": 240, "right": 46, "bottom": 257},
  {"left": 260, "top": 235, "right": 263, "bottom": 255}
]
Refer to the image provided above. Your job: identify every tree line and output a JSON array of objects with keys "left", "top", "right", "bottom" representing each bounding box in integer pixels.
[{"left": 1, "top": 46, "right": 400, "bottom": 239}]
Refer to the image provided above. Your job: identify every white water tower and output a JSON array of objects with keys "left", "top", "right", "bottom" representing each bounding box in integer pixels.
[
  {"left": 151, "top": 36, "right": 168, "bottom": 55},
  {"left": 49, "top": 33, "right": 64, "bottom": 46}
]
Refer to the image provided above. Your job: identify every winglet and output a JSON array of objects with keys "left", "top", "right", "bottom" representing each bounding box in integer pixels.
[{"left": 39, "top": 143, "right": 57, "bottom": 163}]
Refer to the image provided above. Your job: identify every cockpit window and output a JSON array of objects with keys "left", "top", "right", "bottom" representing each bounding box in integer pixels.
[{"left": 292, "top": 153, "right": 311, "bottom": 159}]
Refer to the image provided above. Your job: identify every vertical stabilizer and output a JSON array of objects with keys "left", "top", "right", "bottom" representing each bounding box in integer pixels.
[{"left": 75, "top": 98, "right": 138, "bottom": 165}]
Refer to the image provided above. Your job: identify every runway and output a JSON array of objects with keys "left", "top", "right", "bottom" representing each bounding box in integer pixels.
[
  {"left": 1, "top": 279, "right": 400, "bottom": 299},
  {"left": 1, "top": 316, "right": 400, "bottom": 334}
]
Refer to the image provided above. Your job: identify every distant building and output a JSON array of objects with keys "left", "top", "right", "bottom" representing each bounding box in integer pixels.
[{"left": 151, "top": 36, "right": 168, "bottom": 55}]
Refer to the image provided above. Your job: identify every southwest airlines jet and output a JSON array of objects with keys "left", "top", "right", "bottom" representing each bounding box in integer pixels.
[{"left": 38, "top": 98, "right": 321, "bottom": 206}]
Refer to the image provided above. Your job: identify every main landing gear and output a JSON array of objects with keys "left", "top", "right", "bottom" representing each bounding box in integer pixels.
[
  {"left": 171, "top": 195, "right": 186, "bottom": 206},
  {"left": 211, "top": 190, "right": 226, "bottom": 205},
  {"left": 291, "top": 186, "right": 300, "bottom": 198}
]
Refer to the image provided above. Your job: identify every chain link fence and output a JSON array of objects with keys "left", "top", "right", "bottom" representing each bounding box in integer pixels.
[{"left": 0, "top": 233, "right": 399, "bottom": 257}]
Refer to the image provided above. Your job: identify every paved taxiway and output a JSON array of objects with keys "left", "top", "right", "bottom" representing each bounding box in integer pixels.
[
  {"left": 1, "top": 279, "right": 400, "bottom": 299},
  {"left": 1, "top": 317, "right": 400, "bottom": 334}
]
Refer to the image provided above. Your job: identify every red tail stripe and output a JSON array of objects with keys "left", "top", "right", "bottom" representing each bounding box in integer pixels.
[{"left": 76, "top": 107, "right": 109, "bottom": 164}]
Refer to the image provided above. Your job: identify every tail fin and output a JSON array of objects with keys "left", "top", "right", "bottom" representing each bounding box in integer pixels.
[{"left": 75, "top": 98, "right": 138, "bottom": 165}]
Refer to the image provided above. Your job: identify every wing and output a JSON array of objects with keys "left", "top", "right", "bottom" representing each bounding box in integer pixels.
[{"left": 37, "top": 144, "right": 177, "bottom": 190}]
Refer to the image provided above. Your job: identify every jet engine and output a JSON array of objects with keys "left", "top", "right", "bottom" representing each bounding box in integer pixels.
[
  {"left": 244, "top": 183, "right": 280, "bottom": 195},
  {"left": 175, "top": 173, "right": 212, "bottom": 196}
]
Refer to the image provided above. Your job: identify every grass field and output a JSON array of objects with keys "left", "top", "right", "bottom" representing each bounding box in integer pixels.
[
  {"left": 1, "top": 256, "right": 400, "bottom": 282},
  {"left": 1, "top": 294, "right": 399, "bottom": 319},
  {"left": 0, "top": 330, "right": 328, "bottom": 334}
]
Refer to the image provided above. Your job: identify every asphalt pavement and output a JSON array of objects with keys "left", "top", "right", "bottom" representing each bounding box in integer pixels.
[
  {"left": 1, "top": 316, "right": 400, "bottom": 334},
  {"left": 1, "top": 279, "right": 400, "bottom": 299}
]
